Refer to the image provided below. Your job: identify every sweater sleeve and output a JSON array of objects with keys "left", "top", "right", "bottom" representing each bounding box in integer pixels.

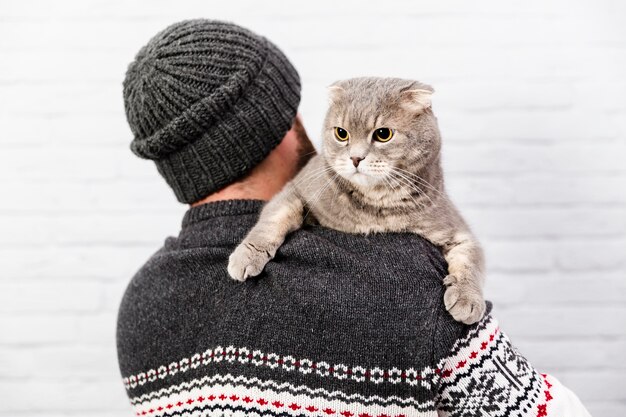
[{"left": 434, "top": 312, "right": 592, "bottom": 417}]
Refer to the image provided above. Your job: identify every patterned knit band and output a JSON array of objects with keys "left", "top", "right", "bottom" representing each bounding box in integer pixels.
[{"left": 123, "top": 20, "right": 301, "bottom": 203}]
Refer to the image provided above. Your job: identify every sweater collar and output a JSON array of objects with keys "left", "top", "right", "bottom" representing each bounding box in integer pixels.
[{"left": 182, "top": 199, "right": 265, "bottom": 227}]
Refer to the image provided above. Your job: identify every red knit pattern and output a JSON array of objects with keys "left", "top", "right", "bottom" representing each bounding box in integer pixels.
[
  {"left": 438, "top": 327, "right": 500, "bottom": 379},
  {"left": 134, "top": 391, "right": 410, "bottom": 417},
  {"left": 536, "top": 374, "right": 554, "bottom": 417}
]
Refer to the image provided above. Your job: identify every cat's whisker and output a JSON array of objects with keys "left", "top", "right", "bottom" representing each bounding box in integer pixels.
[
  {"left": 391, "top": 178, "right": 428, "bottom": 211},
  {"left": 302, "top": 172, "right": 340, "bottom": 219},
  {"left": 389, "top": 176, "right": 405, "bottom": 196},
  {"left": 331, "top": 170, "right": 343, "bottom": 202},
  {"left": 303, "top": 176, "right": 339, "bottom": 221},
  {"left": 294, "top": 165, "right": 335, "bottom": 184},
  {"left": 387, "top": 172, "right": 422, "bottom": 205},
  {"left": 389, "top": 172, "right": 434, "bottom": 209},
  {"left": 381, "top": 176, "right": 405, "bottom": 207},
  {"left": 292, "top": 165, "right": 335, "bottom": 189},
  {"left": 381, "top": 175, "right": 395, "bottom": 193},
  {"left": 391, "top": 167, "right": 446, "bottom": 198},
  {"left": 391, "top": 166, "right": 438, "bottom": 189},
  {"left": 387, "top": 175, "right": 400, "bottom": 191},
  {"left": 385, "top": 170, "right": 403, "bottom": 191},
  {"left": 389, "top": 168, "right": 439, "bottom": 207},
  {"left": 293, "top": 166, "right": 332, "bottom": 183},
  {"left": 392, "top": 183, "right": 426, "bottom": 209}
]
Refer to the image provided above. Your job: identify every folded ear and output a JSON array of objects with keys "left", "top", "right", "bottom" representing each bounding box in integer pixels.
[
  {"left": 327, "top": 85, "right": 345, "bottom": 105},
  {"left": 400, "top": 88, "right": 433, "bottom": 113}
]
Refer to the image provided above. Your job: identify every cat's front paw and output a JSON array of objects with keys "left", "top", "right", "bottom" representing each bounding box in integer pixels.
[
  {"left": 443, "top": 275, "right": 486, "bottom": 325},
  {"left": 227, "top": 241, "right": 274, "bottom": 282}
]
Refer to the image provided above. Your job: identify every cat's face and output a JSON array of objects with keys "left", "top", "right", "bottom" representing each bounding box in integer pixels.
[{"left": 322, "top": 77, "right": 441, "bottom": 189}]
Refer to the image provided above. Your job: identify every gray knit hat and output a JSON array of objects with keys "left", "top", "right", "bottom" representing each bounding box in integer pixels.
[{"left": 123, "top": 20, "right": 301, "bottom": 203}]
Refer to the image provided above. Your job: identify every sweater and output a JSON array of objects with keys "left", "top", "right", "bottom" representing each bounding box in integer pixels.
[{"left": 116, "top": 199, "right": 591, "bottom": 417}]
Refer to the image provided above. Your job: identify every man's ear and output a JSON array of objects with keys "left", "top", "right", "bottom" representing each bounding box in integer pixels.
[
  {"left": 400, "top": 87, "right": 434, "bottom": 113},
  {"left": 327, "top": 85, "right": 345, "bottom": 105}
]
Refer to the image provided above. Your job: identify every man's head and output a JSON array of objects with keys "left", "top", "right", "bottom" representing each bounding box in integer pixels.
[{"left": 123, "top": 19, "right": 313, "bottom": 204}]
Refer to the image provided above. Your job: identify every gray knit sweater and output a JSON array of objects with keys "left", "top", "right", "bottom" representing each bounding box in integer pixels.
[{"left": 117, "top": 200, "right": 567, "bottom": 417}]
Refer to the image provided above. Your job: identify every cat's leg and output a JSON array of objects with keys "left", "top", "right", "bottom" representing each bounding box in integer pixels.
[
  {"left": 440, "top": 233, "right": 486, "bottom": 324},
  {"left": 227, "top": 184, "right": 305, "bottom": 281}
]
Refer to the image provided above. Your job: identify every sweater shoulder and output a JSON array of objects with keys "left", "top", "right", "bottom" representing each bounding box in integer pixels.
[
  {"left": 117, "top": 216, "right": 459, "bottom": 402},
  {"left": 433, "top": 302, "right": 495, "bottom": 365}
]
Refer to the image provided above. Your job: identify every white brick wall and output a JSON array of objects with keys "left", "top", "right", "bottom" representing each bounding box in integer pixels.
[{"left": 1, "top": 0, "right": 624, "bottom": 415}]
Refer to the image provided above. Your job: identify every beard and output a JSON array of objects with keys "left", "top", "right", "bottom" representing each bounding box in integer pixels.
[{"left": 292, "top": 117, "right": 317, "bottom": 172}]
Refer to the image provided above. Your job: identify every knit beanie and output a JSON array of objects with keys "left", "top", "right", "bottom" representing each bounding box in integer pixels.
[{"left": 123, "top": 20, "right": 301, "bottom": 203}]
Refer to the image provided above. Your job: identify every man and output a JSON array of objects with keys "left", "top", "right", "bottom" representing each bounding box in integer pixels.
[{"left": 118, "top": 19, "right": 590, "bottom": 417}]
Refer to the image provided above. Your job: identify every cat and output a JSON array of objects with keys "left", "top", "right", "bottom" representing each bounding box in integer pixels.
[{"left": 227, "top": 77, "right": 486, "bottom": 324}]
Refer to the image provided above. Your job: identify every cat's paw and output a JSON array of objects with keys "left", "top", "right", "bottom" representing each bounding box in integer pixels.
[
  {"left": 227, "top": 241, "right": 274, "bottom": 282},
  {"left": 443, "top": 275, "right": 486, "bottom": 325}
]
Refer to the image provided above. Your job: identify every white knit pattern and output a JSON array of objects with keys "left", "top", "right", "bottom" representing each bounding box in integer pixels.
[
  {"left": 123, "top": 345, "right": 437, "bottom": 391},
  {"left": 131, "top": 375, "right": 436, "bottom": 417}
]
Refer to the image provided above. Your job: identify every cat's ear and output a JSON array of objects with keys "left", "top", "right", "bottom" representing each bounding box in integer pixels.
[
  {"left": 327, "top": 85, "right": 345, "bottom": 105},
  {"left": 400, "top": 88, "right": 433, "bottom": 113}
]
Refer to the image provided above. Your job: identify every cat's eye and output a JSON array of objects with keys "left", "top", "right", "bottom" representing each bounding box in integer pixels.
[
  {"left": 334, "top": 127, "right": 349, "bottom": 142},
  {"left": 373, "top": 128, "right": 394, "bottom": 142}
]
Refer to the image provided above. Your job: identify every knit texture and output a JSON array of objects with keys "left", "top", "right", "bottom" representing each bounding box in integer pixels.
[
  {"left": 117, "top": 200, "right": 464, "bottom": 415},
  {"left": 116, "top": 200, "right": 591, "bottom": 417},
  {"left": 123, "top": 20, "right": 301, "bottom": 203}
]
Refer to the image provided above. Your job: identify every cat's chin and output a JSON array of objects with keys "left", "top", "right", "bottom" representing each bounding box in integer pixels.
[{"left": 346, "top": 172, "right": 382, "bottom": 189}]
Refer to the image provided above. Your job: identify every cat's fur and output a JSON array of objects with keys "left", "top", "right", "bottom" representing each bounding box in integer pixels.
[{"left": 228, "top": 77, "right": 486, "bottom": 324}]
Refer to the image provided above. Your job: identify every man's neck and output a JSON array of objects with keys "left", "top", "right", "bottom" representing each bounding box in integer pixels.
[
  {"left": 191, "top": 150, "right": 297, "bottom": 207},
  {"left": 191, "top": 178, "right": 278, "bottom": 206},
  {"left": 191, "top": 118, "right": 309, "bottom": 207}
]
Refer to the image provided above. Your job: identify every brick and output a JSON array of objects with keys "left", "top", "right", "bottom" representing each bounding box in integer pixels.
[
  {"left": 512, "top": 175, "right": 626, "bottom": 205},
  {"left": 485, "top": 271, "right": 626, "bottom": 306},
  {"left": 443, "top": 144, "right": 626, "bottom": 174},
  {"left": 0, "top": 346, "right": 119, "bottom": 378},
  {"left": 76, "top": 313, "right": 118, "bottom": 344},
  {"left": 0, "top": 49, "right": 125, "bottom": 82},
  {"left": 0, "top": 316, "right": 78, "bottom": 345},
  {"left": 483, "top": 240, "right": 554, "bottom": 272},
  {"left": 496, "top": 306, "right": 626, "bottom": 337},
  {"left": 513, "top": 338, "right": 626, "bottom": 371},
  {"left": 0, "top": 179, "right": 180, "bottom": 212},
  {"left": 0, "top": 147, "right": 153, "bottom": 181},
  {"left": 0, "top": 282, "right": 104, "bottom": 313},
  {"left": 556, "top": 239, "right": 626, "bottom": 271},
  {"left": 447, "top": 175, "right": 626, "bottom": 206},
  {"left": 436, "top": 81, "right": 574, "bottom": 111},
  {"left": 0, "top": 246, "right": 160, "bottom": 281},
  {"left": 441, "top": 109, "right": 619, "bottom": 142},
  {"left": 466, "top": 207, "right": 626, "bottom": 238},
  {"left": 0, "top": 380, "right": 128, "bottom": 412},
  {"left": 0, "top": 213, "right": 181, "bottom": 246},
  {"left": 0, "top": 113, "right": 129, "bottom": 146}
]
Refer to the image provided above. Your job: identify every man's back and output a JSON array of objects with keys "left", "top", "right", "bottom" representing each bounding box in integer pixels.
[{"left": 117, "top": 200, "right": 467, "bottom": 416}]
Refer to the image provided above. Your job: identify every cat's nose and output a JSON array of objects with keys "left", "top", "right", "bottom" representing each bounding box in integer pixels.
[{"left": 351, "top": 156, "right": 364, "bottom": 167}]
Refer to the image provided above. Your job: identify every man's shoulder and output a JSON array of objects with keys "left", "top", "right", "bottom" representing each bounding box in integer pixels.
[
  {"left": 280, "top": 226, "right": 449, "bottom": 285},
  {"left": 117, "top": 218, "right": 469, "bottom": 396},
  {"left": 137, "top": 218, "right": 450, "bottom": 282},
  {"left": 123, "top": 222, "right": 452, "bottom": 315}
]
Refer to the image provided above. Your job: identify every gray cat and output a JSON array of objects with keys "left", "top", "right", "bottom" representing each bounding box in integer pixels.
[{"left": 228, "top": 77, "right": 486, "bottom": 324}]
